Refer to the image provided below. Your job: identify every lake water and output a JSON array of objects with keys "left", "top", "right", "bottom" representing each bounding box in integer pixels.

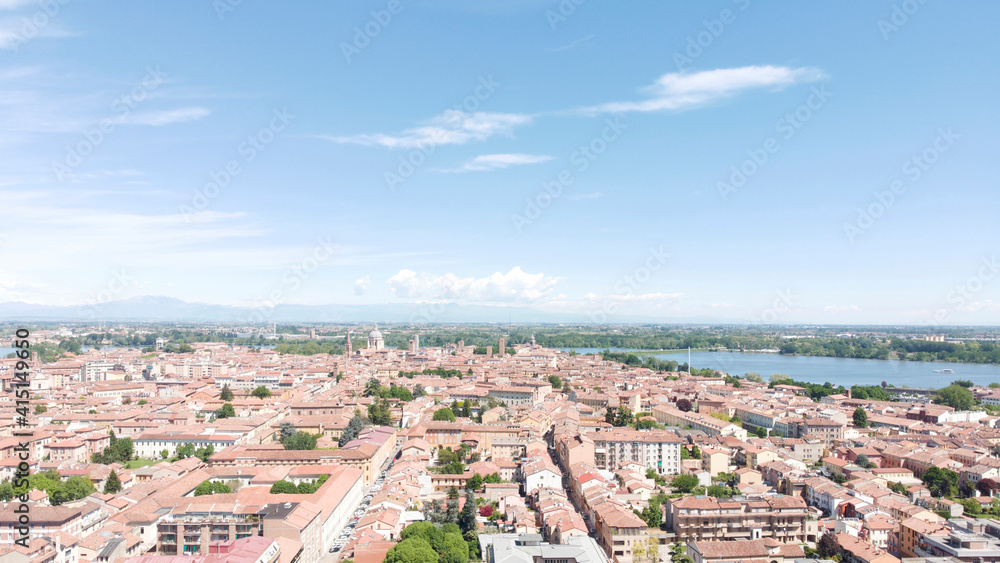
[
  {"left": 561, "top": 348, "right": 1000, "bottom": 388},
  {"left": 0, "top": 347, "right": 15, "bottom": 357}
]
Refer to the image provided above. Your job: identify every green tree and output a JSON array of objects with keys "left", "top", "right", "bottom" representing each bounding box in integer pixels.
[
  {"left": 269, "top": 480, "right": 298, "bottom": 494},
  {"left": 400, "top": 521, "right": 445, "bottom": 553},
  {"left": 547, "top": 375, "right": 562, "bottom": 389},
  {"left": 853, "top": 407, "right": 868, "bottom": 428},
  {"left": 935, "top": 384, "right": 975, "bottom": 410},
  {"left": 745, "top": 372, "right": 764, "bottom": 383},
  {"left": 615, "top": 406, "right": 634, "bottom": 427},
  {"left": 922, "top": 466, "right": 959, "bottom": 498},
  {"left": 251, "top": 386, "right": 272, "bottom": 399},
  {"left": 671, "top": 474, "right": 699, "bottom": 494},
  {"left": 818, "top": 532, "right": 841, "bottom": 559},
  {"left": 104, "top": 470, "right": 122, "bottom": 494},
  {"left": 220, "top": 385, "right": 234, "bottom": 401},
  {"left": 217, "top": 403, "right": 236, "bottom": 419},
  {"left": 467, "top": 473, "right": 484, "bottom": 491},
  {"left": 890, "top": 481, "right": 910, "bottom": 495},
  {"left": 459, "top": 490, "right": 478, "bottom": 533},
  {"left": 433, "top": 408, "right": 456, "bottom": 422},
  {"left": 339, "top": 415, "right": 368, "bottom": 447},
  {"left": 385, "top": 537, "right": 439, "bottom": 563},
  {"left": 34, "top": 405, "right": 47, "bottom": 415},
  {"left": 282, "top": 432, "right": 318, "bottom": 451},
  {"left": 368, "top": 399, "right": 393, "bottom": 426}
]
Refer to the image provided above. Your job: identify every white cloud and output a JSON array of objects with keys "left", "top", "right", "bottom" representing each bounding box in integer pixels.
[
  {"left": 579, "top": 65, "right": 827, "bottom": 114},
  {"left": 321, "top": 110, "right": 533, "bottom": 149},
  {"left": 387, "top": 267, "right": 562, "bottom": 302},
  {"left": 443, "top": 153, "right": 553, "bottom": 172},
  {"left": 354, "top": 275, "right": 370, "bottom": 297},
  {"left": 112, "top": 107, "right": 210, "bottom": 126}
]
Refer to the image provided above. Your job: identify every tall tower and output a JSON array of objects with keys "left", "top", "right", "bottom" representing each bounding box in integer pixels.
[
  {"left": 345, "top": 331, "right": 352, "bottom": 356},
  {"left": 413, "top": 334, "right": 419, "bottom": 350},
  {"left": 499, "top": 337, "right": 505, "bottom": 356}
]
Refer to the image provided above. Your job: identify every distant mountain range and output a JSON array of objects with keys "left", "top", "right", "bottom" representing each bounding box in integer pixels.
[{"left": 0, "top": 295, "right": 732, "bottom": 324}]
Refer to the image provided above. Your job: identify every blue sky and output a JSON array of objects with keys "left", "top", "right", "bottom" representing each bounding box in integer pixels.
[{"left": 1, "top": 0, "right": 999, "bottom": 324}]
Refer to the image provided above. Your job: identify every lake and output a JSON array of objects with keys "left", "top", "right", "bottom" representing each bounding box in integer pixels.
[{"left": 561, "top": 348, "right": 1000, "bottom": 388}]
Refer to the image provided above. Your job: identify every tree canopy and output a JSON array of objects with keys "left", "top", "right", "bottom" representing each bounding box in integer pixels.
[{"left": 433, "top": 408, "right": 456, "bottom": 422}]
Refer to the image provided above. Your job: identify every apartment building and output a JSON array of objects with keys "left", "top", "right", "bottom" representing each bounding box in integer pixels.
[
  {"left": 587, "top": 429, "right": 682, "bottom": 475},
  {"left": 665, "top": 495, "right": 817, "bottom": 543}
]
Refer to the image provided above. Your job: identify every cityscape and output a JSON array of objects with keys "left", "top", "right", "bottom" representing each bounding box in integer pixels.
[{"left": 2, "top": 3, "right": 1000, "bottom": 563}]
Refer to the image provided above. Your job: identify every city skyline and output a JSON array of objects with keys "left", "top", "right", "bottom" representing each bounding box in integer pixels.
[{"left": 2, "top": 2, "right": 999, "bottom": 324}]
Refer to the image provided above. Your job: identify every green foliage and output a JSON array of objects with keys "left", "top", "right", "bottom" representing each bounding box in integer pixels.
[
  {"left": 4, "top": 471, "right": 96, "bottom": 505},
  {"left": 92, "top": 434, "right": 134, "bottom": 464},
  {"left": 268, "top": 475, "right": 330, "bottom": 494},
  {"left": 853, "top": 407, "right": 868, "bottom": 428},
  {"left": 466, "top": 473, "right": 483, "bottom": 491},
  {"left": 339, "top": 415, "right": 369, "bottom": 447},
  {"left": 706, "top": 484, "right": 737, "bottom": 498},
  {"left": 850, "top": 385, "right": 891, "bottom": 401},
  {"left": 547, "top": 375, "right": 562, "bottom": 389},
  {"left": 671, "top": 474, "right": 699, "bottom": 494},
  {"left": 194, "top": 480, "right": 232, "bottom": 496},
  {"left": 269, "top": 480, "right": 298, "bottom": 494},
  {"left": 935, "top": 384, "right": 976, "bottom": 410},
  {"left": 922, "top": 466, "right": 959, "bottom": 498},
  {"left": 483, "top": 472, "right": 503, "bottom": 484},
  {"left": 433, "top": 408, "right": 456, "bottom": 422},
  {"left": 386, "top": 536, "right": 440, "bottom": 563},
  {"left": 282, "top": 431, "right": 318, "bottom": 451},
  {"left": 399, "top": 367, "right": 464, "bottom": 379},
  {"left": 220, "top": 385, "right": 234, "bottom": 401},
  {"left": 818, "top": 532, "right": 841, "bottom": 559},
  {"left": 769, "top": 378, "right": 846, "bottom": 402},
  {"left": 172, "top": 443, "right": 215, "bottom": 462},
  {"left": 251, "top": 386, "right": 272, "bottom": 399},
  {"left": 952, "top": 379, "right": 974, "bottom": 388},
  {"left": 400, "top": 522, "right": 444, "bottom": 552},
  {"left": 368, "top": 399, "right": 393, "bottom": 426},
  {"left": 104, "top": 470, "right": 122, "bottom": 494},
  {"left": 637, "top": 493, "right": 668, "bottom": 528},
  {"left": 217, "top": 403, "right": 236, "bottom": 419},
  {"left": 34, "top": 405, "right": 47, "bottom": 414},
  {"left": 889, "top": 481, "right": 909, "bottom": 495},
  {"left": 459, "top": 490, "right": 478, "bottom": 533}
]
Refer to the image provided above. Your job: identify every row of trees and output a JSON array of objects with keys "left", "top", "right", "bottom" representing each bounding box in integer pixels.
[
  {"left": 269, "top": 475, "right": 330, "bottom": 494},
  {"left": 0, "top": 470, "right": 96, "bottom": 505},
  {"left": 92, "top": 433, "right": 133, "bottom": 464},
  {"left": 194, "top": 480, "right": 233, "bottom": 496}
]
